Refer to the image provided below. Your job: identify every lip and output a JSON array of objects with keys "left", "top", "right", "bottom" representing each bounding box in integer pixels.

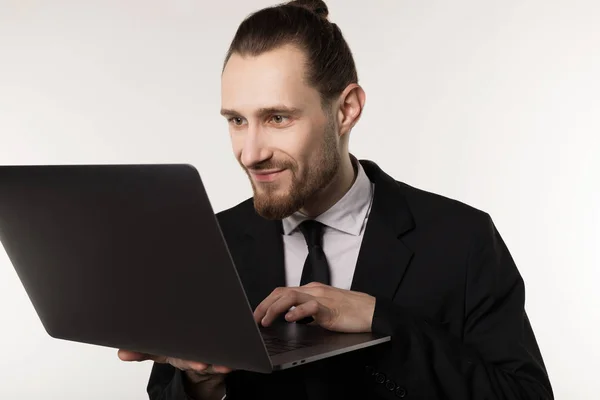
[{"left": 250, "top": 169, "right": 285, "bottom": 182}]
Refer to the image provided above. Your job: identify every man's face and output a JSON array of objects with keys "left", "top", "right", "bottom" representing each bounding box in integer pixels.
[{"left": 221, "top": 45, "right": 340, "bottom": 220}]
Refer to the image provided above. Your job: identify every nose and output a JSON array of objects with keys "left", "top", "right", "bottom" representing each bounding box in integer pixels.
[{"left": 240, "top": 127, "right": 272, "bottom": 168}]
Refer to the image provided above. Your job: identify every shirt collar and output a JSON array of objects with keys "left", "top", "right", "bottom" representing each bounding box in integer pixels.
[{"left": 282, "top": 157, "right": 374, "bottom": 236}]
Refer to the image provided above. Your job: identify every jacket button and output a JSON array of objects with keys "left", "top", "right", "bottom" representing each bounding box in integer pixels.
[
  {"left": 385, "top": 379, "right": 396, "bottom": 391},
  {"left": 365, "top": 365, "right": 375, "bottom": 376},
  {"left": 375, "top": 372, "right": 386, "bottom": 384},
  {"left": 395, "top": 386, "right": 407, "bottom": 398}
]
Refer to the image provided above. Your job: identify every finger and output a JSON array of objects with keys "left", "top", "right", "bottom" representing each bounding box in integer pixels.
[
  {"left": 284, "top": 299, "right": 322, "bottom": 323},
  {"left": 296, "top": 283, "right": 336, "bottom": 297},
  {"left": 181, "top": 360, "right": 211, "bottom": 372},
  {"left": 212, "top": 365, "right": 234, "bottom": 374},
  {"left": 260, "top": 290, "right": 304, "bottom": 326},
  {"left": 118, "top": 349, "right": 155, "bottom": 362},
  {"left": 288, "top": 284, "right": 333, "bottom": 324},
  {"left": 301, "top": 281, "right": 327, "bottom": 288},
  {"left": 253, "top": 287, "right": 289, "bottom": 323},
  {"left": 161, "top": 357, "right": 212, "bottom": 374},
  {"left": 261, "top": 291, "right": 314, "bottom": 326}
]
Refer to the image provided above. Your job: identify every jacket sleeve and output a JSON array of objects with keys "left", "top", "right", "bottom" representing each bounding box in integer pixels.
[
  {"left": 147, "top": 363, "right": 228, "bottom": 400},
  {"left": 147, "top": 363, "right": 195, "bottom": 400},
  {"left": 368, "top": 214, "right": 553, "bottom": 399}
]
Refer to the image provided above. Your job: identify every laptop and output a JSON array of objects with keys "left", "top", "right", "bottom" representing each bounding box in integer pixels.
[{"left": 0, "top": 163, "right": 390, "bottom": 374}]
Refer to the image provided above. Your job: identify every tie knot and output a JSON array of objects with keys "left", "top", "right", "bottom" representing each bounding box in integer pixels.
[{"left": 298, "top": 220, "right": 325, "bottom": 249}]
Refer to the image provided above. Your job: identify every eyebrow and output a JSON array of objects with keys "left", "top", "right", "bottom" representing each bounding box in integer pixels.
[{"left": 220, "top": 106, "right": 301, "bottom": 117}]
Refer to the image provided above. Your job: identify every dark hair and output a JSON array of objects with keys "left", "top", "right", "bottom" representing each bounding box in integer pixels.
[{"left": 223, "top": 0, "right": 358, "bottom": 106}]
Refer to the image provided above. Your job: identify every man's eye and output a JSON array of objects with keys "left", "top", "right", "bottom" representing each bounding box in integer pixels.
[
  {"left": 229, "top": 117, "right": 244, "bottom": 126},
  {"left": 271, "top": 115, "right": 287, "bottom": 124}
]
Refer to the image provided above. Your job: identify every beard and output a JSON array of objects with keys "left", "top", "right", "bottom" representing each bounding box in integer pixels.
[{"left": 241, "top": 120, "right": 340, "bottom": 220}]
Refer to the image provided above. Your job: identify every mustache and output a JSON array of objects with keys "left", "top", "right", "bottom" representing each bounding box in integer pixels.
[{"left": 246, "top": 160, "right": 295, "bottom": 171}]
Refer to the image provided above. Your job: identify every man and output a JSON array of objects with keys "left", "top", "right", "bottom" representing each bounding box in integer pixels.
[{"left": 119, "top": 1, "right": 553, "bottom": 399}]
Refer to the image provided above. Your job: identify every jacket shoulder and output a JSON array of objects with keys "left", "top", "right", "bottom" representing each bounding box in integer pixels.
[
  {"left": 396, "top": 180, "right": 493, "bottom": 230},
  {"left": 215, "top": 197, "right": 255, "bottom": 234}
]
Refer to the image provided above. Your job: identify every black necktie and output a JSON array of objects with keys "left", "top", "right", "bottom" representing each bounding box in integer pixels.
[{"left": 298, "top": 220, "right": 331, "bottom": 286}]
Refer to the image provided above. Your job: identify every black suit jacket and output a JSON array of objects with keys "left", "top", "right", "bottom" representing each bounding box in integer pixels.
[{"left": 146, "top": 160, "right": 553, "bottom": 400}]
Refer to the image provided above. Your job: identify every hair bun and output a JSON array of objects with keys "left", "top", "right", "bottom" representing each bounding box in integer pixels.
[{"left": 288, "top": 0, "right": 329, "bottom": 20}]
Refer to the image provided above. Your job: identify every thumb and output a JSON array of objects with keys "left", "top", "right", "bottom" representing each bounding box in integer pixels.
[{"left": 118, "top": 349, "right": 155, "bottom": 362}]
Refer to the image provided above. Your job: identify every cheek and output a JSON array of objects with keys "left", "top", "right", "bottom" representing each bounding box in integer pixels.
[
  {"left": 229, "top": 132, "right": 244, "bottom": 159},
  {"left": 288, "top": 124, "right": 322, "bottom": 156},
  {"left": 298, "top": 131, "right": 324, "bottom": 163}
]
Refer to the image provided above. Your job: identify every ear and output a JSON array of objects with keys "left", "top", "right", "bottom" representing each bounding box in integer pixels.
[{"left": 336, "top": 84, "right": 366, "bottom": 137}]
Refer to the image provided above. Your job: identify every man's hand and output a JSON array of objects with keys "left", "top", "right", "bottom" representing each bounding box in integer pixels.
[
  {"left": 253, "top": 282, "right": 376, "bottom": 333},
  {"left": 118, "top": 350, "right": 232, "bottom": 399},
  {"left": 118, "top": 349, "right": 233, "bottom": 377}
]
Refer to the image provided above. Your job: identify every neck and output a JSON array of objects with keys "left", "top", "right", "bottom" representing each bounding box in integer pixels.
[{"left": 299, "top": 154, "right": 356, "bottom": 218}]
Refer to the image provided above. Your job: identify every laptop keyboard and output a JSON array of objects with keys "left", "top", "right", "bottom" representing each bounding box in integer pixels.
[{"left": 263, "top": 336, "right": 310, "bottom": 355}]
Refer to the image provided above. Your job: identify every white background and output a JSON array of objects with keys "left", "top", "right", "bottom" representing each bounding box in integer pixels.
[{"left": 0, "top": 0, "right": 598, "bottom": 398}]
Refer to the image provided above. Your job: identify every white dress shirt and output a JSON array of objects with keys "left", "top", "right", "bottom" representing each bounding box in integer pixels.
[{"left": 281, "top": 159, "right": 375, "bottom": 289}]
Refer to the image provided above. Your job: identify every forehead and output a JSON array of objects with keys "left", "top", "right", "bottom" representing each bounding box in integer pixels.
[{"left": 221, "top": 45, "right": 319, "bottom": 113}]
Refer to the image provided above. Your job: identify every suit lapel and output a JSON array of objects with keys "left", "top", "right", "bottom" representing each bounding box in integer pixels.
[
  {"left": 350, "top": 160, "right": 415, "bottom": 300},
  {"left": 233, "top": 204, "right": 286, "bottom": 310}
]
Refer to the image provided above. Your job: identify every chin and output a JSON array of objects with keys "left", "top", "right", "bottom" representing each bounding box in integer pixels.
[
  {"left": 253, "top": 193, "right": 302, "bottom": 220},
  {"left": 254, "top": 182, "right": 288, "bottom": 197},
  {"left": 255, "top": 194, "right": 291, "bottom": 210}
]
